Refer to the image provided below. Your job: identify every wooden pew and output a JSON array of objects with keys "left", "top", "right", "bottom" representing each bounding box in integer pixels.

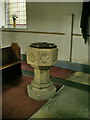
[{"left": 0, "top": 43, "right": 22, "bottom": 81}]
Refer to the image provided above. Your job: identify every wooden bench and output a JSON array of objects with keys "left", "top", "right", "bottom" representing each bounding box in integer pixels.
[{"left": 0, "top": 43, "right": 22, "bottom": 81}]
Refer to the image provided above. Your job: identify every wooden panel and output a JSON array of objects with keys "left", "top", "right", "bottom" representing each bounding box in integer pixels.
[
  {"left": 0, "top": 61, "right": 21, "bottom": 70},
  {"left": 1, "top": 30, "right": 65, "bottom": 36}
]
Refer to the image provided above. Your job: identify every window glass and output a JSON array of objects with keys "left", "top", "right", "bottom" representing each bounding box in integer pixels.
[{"left": 5, "top": 0, "right": 26, "bottom": 28}]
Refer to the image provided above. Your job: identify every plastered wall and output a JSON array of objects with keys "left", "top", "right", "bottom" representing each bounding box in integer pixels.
[{"left": 1, "top": 2, "right": 88, "bottom": 64}]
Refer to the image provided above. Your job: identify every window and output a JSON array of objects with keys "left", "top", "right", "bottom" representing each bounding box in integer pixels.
[
  {"left": 1, "top": 0, "right": 26, "bottom": 28},
  {"left": 0, "top": 1, "right": 2, "bottom": 28},
  {"left": 0, "top": 0, "right": 5, "bottom": 28}
]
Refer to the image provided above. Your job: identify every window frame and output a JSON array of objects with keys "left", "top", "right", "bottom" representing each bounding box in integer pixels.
[{"left": 1, "top": 0, "right": 27, "bottom": 29}]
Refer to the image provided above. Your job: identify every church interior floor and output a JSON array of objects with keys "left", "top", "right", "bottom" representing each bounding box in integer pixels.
[
  {"left": 2, "top": 75, "right": 63, "bottom": 119},
  {"left": 22, "top": 61, "right": 89, "bottom": 119},
  {"left": 30, "top": 77, "right": 89, "bottom": 119},
  {"left": 2, "top": 60, "right": 90, "bottom": 119},
  {"left": 30, "top": 78, "right": 89, "bottom": 119},
  {"left": 30, "top": 86, "right": 89, "bottom": 119},
  {"left": 66, "top": 72, "right": 90, "bottom": 86}
]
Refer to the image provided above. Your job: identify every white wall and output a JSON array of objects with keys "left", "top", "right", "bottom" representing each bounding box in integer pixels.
[
  {"left": 1, "top": 2, "right": 88, "bottom": 64},
  {"left": 72, "top": 11, "right": 88, "bottom": 64},
  {"left": 72, "top": 36, "right": 88, "bottom": 64}
]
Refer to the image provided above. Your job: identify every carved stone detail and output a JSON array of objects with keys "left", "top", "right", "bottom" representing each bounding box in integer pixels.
[
  {"left": 27, "top": 42, "right": 58, "bottom": 100},
  {"left": 28, "top": 53, "right": 36, "bottom": 62},
  {"left": 52, "top": 52, "right": 58, "bottom": 61},
  {"left": 40, "top": 53, "right": 49, "bottom": 63}
]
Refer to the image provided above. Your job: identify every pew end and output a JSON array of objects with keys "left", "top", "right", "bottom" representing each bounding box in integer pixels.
[{"left": 0, "top": 43, "right": 22, "bottom": 81}]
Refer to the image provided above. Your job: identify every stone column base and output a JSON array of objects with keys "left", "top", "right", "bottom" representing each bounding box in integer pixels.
[{"left": 27, "top": 82, "right": 56, "bottom": 101}]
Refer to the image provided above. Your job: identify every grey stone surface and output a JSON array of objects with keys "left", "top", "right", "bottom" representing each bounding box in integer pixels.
[{"left": 30, "top": 86, "right": 89, "bottom": 118}]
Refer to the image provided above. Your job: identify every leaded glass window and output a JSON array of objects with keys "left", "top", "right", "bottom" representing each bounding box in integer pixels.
[{"left": 5, "top": 0, "right": 26, "bottom": 28}]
